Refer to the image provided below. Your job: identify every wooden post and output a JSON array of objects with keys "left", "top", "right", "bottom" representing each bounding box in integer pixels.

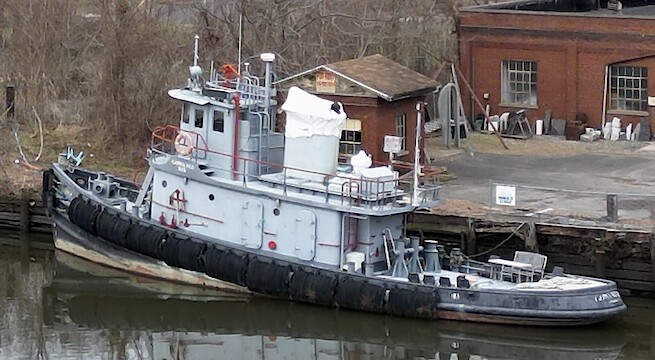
[
  {"left": 466, "top": 218, "right": 477, "bottom": 255},
  {"left": 650, "top": 234, "right": 655, "bottom": 292},
  {"left": 5, "top": 84, "right": 15, "bottom": 119},
  {"left": 594, "top": 237, "right": 607, "bottom": 278},
  {"left": 20, "top": 189, "right": 31, "bottom": 234},
  {"left": 20, "top": 189, "right": 31, "bottom": 273},
  {"left": 606, "top": 194, "right": 618, "bottom": 222},
  {"left": 453, "top": 65, "right": 509, "bottom": 150}
]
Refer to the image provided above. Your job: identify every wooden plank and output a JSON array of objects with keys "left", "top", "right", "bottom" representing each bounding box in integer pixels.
[
  {"left": 30, "top": 214, "right": 50, "bottom": 224},
  {"left": 614, "top": 278, "right": 654, "bottom": 292},
  {"left": 621, "top": 261, "right": 653, "bottom": 273},
  {"left": 0, "top": 237, "right": 55, "bottom": 251},
  {"left": 0, "top": 212, "right": 21, "bottom": 221},
  {"left": 30, "top": 207, "right": 48, "bottom": 216},
  {"left": 407, "top": 222, "right": 468, "bottom": 235},
  {"left": 606, "top": 268, "right": 655, "bottom": 282}
]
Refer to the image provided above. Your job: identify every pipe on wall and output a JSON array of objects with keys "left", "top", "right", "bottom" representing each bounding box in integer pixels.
[{"left": 601, "top": 65, "right": 608, "bottom": 132}]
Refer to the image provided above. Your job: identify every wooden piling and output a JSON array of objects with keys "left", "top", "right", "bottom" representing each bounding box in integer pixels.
[
  {"left": 650, "top": 234, "right": 655, "bottom": 291},
  {"left": 594, "top": 250, "right": 607, "bottom": 278},
  {"left": 459, "top": 232, "right": 467, "bottom": 254},
  {"left": 19, "top": 190, "right": 31, "bottom": 234},
  {"left": 606, "top": 194, "right": 618, "bottom": 222},
  {"left": 20, "top": 189, "right": 31, "bottom": 272},
  {"left": 593, "top": 237, "right": 607, "bottom": 278},
  {"left": 5, "top": 84, "right": 15, "bottom": 119},
  {"left": 466, "top": 219, "right": 477, "bottom": 255}
]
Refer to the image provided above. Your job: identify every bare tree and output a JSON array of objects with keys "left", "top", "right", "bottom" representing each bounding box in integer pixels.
[{"left": 0, "top": 0, "right": 460, "bottom": 163}]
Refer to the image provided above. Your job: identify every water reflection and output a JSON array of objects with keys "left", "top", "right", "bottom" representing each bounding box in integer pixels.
[
  {"left": 2, "top": 236, "right": 655, "bottom": 359},
  {"left": 46, "top": 251, "right": 630, "bottom": 360}
]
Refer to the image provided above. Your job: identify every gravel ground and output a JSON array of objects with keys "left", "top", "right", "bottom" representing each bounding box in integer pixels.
[{"left": 426, "top": 133, "right": 655, "bottom": 225}]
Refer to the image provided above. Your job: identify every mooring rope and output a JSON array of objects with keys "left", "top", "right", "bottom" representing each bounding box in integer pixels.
[{"left": 465, "top": 222, "right": 527, "bottom": 259}]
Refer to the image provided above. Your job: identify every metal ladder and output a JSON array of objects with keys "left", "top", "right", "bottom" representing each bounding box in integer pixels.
[{"left": 252, "top": 104, "right": 272, "bottom": 175}]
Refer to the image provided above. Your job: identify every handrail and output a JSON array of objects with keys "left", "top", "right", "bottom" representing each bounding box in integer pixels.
[{"left": 149, "top": 126, "right": 440, "bottom": 210}]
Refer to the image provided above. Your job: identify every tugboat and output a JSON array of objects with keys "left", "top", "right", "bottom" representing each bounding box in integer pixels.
[{"left": 43, "top": 36, "right": 626, "bottom": 326}]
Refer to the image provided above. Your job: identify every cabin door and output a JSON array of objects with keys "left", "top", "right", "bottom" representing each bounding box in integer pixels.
[
  {"left": 242, "top": 200, "right": 263, "bottom": 249},
  {"left": 295, "top": 210, "right": 317, "bottom": 261}
]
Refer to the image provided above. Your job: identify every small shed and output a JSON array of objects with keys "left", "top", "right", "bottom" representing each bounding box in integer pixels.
[{"left": 276, "top": 54, "right": 437, "bottom": 163}]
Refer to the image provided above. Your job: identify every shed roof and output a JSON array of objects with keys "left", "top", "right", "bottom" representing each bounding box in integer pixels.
[{"left": 276, "top": 54, "right": 437, "bottom": 102}]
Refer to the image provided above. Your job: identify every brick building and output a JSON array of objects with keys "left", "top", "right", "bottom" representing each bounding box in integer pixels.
[
  {"left": 458, "top": 0, "right": 655, "bottom": 136},
  {"left": 276, "top": 55, "right": 437, "bottom": 163}
]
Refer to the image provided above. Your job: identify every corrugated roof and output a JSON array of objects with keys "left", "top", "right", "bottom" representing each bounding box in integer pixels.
[{"left": 324, "top": 54, "right": 437, "bottom": 101}]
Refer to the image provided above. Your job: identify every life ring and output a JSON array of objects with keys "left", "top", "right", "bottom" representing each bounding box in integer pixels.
[{"left": 174, "top": 132, "right": 194, "bottom": 156}]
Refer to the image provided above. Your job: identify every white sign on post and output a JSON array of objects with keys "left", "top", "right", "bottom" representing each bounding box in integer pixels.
[
  {"left": 384, "top": 135, "right": 403, "bottom": 154},
  {"left": 495, "top": 185, "right": 517, "bottom": 206}
]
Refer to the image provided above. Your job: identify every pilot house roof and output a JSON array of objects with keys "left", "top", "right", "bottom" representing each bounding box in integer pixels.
[{"left": 276, "top": 54, "right": 437, "bottom": 102}]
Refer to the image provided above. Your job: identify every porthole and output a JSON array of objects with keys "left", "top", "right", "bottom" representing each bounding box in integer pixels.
[
  {"left": 209, "top": 194, "right": 215, "bottom": 201},
  {"left": 162, "top": 180, "right": 167, "bottom": 188},
  {"left": 273, "top": 208, "right": 280, "bottom": 216}
]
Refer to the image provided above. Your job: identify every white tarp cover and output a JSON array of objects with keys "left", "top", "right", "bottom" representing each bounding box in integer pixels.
[{"left": 282, "top": 86, "right": 346, "bottom": 138}]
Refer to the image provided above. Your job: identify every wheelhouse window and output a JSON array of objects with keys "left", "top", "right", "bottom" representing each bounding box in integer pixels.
[
  {"left": 194, "top": 108, "right": 204, "bottom": 128},
  {"left": 501, "top": 60, "right": 537, "bottom": 107},
  {"left": 213, "top": 110, "right": 224, "bottom": 132},
  {"left": 182, "top": 103, "right": 190, "bottom": 124},
  {"left": 609, "top": 66, "right": 648, "bottom": 112},
  {"left": 395, "top": 114, "right": 406, "bottom": 151},
  {"left": 339, "top": 119, "right": 361, "bottom": 155}
]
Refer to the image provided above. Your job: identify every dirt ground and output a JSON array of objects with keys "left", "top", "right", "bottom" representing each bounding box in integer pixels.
[{"left": 0, "top": 124, "right": 145, "bottom": 194}]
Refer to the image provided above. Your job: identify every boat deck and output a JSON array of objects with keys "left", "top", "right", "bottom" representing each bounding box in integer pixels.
[{"left": 378, "top": 269, "right": 609, "bottom": 292}]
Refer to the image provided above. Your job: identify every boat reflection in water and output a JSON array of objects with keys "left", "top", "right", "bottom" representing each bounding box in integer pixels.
[{"left": 45, "top": 251, "right": 627, "bottom": 360}]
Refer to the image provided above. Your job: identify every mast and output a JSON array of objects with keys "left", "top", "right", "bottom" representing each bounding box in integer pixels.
[{"left": 412, "top": 102, "right": 422, "bottom": 207}]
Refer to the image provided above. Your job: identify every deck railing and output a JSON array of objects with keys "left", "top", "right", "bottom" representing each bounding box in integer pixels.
[{"left": 150, "top": 126, "right": 440, "bottom": 210}]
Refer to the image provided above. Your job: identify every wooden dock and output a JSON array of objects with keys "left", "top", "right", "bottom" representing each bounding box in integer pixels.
[
  {"left": 1, "top": 191, "right": 654, "bottom": 295},
  {"left": 408, "top": 212, "right": 655, "bottom": 296},
  {"left": 0, "top": 190, "right": 51, "bottom": 234}
]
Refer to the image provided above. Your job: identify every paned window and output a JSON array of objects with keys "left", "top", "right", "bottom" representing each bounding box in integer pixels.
[
  {"left": 501, "top": 60, "right": 537, "bottom": 106},
  {"left": 195, "top": 108, "right": 204, "bottom": 128},
  {"left": 182, "top": 104, "right": 190, "bottom": 124},
  {"left": 339, "top": 119, "right": 362, "bottom": 155},
  {"left": 609, "top": 66, "right": 648, "bottom": 112},
  {"left": 213, "top": 110, "right": 224, "bottom": 132},
  {"left": 395, "top": 114, "right": 407, "bottom": 151}
]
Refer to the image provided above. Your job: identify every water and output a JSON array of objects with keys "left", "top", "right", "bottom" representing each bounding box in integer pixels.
[{"left": 1, "top": 234, "right": 654, "bottom": 360}]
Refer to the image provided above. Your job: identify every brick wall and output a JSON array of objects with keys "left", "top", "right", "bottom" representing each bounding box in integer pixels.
[{"left": 459, "top": 9, "right": 655, "bottom": 132}]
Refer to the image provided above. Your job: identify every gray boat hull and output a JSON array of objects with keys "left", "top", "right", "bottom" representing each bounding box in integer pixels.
[{"left": 44, "top": 168, "right": 626, "bottom": 326}]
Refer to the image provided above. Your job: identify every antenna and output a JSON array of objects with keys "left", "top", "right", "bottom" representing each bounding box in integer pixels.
[
  {"left": 189, "top": 35, "right": 202, "bottom": 92},
  {"left": 193, "top": 34, "right": 199, "bottom": 67},
  {"left": 238, "top": 12, "right": 243, "bottom": 75}
]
